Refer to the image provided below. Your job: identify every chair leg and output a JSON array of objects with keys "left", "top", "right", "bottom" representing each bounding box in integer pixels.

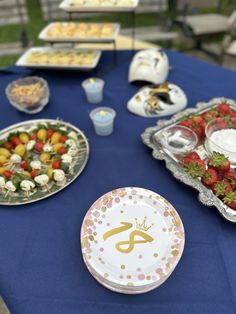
[
  {"left": 218, "top": 51, "right": 225, "bottom": 65},
  {"left": 195, "top": 39, "right": 203, "bottom": 50},
  {"left": 20, "top": 28, "right": 29, "bottom": 48}
]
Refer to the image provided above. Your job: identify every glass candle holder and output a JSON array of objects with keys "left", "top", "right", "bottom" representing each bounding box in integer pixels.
[
  {"left": 82, "top": 78, "right": 104, "bottom": 104},
  {"left": 90, "top": 107, "right": 116, "bottom": 136}
]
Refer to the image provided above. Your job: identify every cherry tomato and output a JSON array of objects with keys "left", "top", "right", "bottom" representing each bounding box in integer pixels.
[
  {"left": 4, "top": 142, "right": 13, "bottom": 150},
  {"left": 31, "top": 169, "right": 38, "bottom": 179},
  {"left": 3, "top": 170, "right": 13, "bottom": 180},
  {"left": 31, "top": 132, "right": 37, "bottom": 140},
  {"left": 20, "top": 160, "right": 28, "bottom": 170},
  {"left": 59, "top": 135, "right": 68, "bottom": 143},
  {"left": 46, "top": 129, "right": 54, "bottom": 140},
  {"left": 58, "top": 147, "right": 67, "bottom": 155},
  {"left": 52, "top": 160, "right": 61, "bottom": 169},
  {"left": 35, "top": 142, "right": 44, "bottom": 153},
  {"left": 11, "top": 137, "right": 22, "bottom": 147}
]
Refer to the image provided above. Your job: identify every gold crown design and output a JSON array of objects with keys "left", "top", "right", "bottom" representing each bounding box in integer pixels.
[{"left": 135, "top": 217, "right": 153, "bottom": 232}]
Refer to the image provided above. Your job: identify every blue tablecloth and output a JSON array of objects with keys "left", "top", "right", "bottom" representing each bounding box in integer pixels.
[{"left": 0, "top": 50, "right": 236, "bottom": 314}]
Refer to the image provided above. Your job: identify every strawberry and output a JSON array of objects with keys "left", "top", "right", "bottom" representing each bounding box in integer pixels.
[
  {"left": 3, "top": 170, "right": 13, "bottom": 180},
  {"left": 223, "top": 191, "right": 236, "bottom": 210},
  {"left": 182, "top": 157, "right": 192, "bottom": 167},
  {"left": 217, "top": 103, "right": 230, "bottom": 115},
  {"left": 216, "top": 118, "right": 228, "bottom": 129},
  {"left": 230, "top": 117, "right": 236, "bottom": 128},
  {"left": 179, "top": 119, "right": 192, "bottom": 128},
  {"left": 185, "top": 151, "right": 200, "bottom": 160},
  {"left": 202, "top": 168, "right": 218, "bottom": 186},
  {"left": 182, "top": 151, "right": 201, "bottom": 166},
  {"left": 191, "top": 124, "right": 204, "bottom": 139},
  {"left": 200, "top": 120, "right": 206, "bottom": 134},
  {"left": 46, "top": 129, "right": 54, "bottom": 140},
  {"left": 34, "top": 141, "right": 44, "bottom": 153},
  {"left": 212, "top": 179, "right": 231, "bottom": 198},
  {"left": 185, "top": 159, "right": 206, "bottom": 178},
  {"left": 208, "top": 152, "right": 230, "bottom": 173},
  {"left": 224, "top": 171, "right": 236, "bottom": 188},
  {"left": 192, "top": 116, "right": 203, "bottom": 124},
  {"left": 229, "top": 111, "right": 236, "bottom": 118},
  {"left": 59, "top": 135, "right": 68, "bottom": 143},
  {"left": 30, "top": 169, "right": 38, "bottom": 179},
  {"left": 202, "top": 109, "right": 219, "bottom": 122},
  {"left": 52, "top": 160, "right": 61, "bottom": 169}
]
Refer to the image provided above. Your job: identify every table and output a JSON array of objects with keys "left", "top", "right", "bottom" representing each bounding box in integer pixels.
[{"left": 0, "top": 50, "right": 236, "bottom": 314}]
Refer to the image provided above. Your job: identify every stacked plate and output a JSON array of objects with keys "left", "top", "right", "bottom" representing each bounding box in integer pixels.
[{"left": 81, "top": 187, "right": 185, "bottom": 294}]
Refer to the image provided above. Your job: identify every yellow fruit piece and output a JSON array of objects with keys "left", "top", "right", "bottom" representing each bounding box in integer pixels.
[
  {"left": 22, "top": 171, "right": 30, "bottom": 177},
  {"left": 53, "top": 143, "right": 64, "bottom": 153},
  {"left": 0, "top": 148, "right": 10, "bottom": 158},
  {"left": 40, "top": 152, "right": 51, "bottom": 163},
  {"left": 15, "top": 144, "right": 26, "bottom": 157},
  {"left": 19, "top": 133, "right": 30, "bottom": 144},
  {"left": 0, "top": 166, "right": 9, "bottom": 174},
  {"left": 37, "top": 129, "right": 47, "bottom": 141},
  {"left": 51, "top": 132, "right": 61, "bottom": 144},
  {"left": 47, "top": 168, "right": 54, "bottom": 179},
  {"left": 0, "top": 155, "right": 7, "bottom": 165}
]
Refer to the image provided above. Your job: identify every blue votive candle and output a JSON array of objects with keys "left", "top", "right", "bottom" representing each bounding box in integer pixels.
[
  {"left": 90, "top": 107, "right": 116, "bottom": 136},
  {"left": 82, "top": 78, "right": 104, "bottom": 104}
]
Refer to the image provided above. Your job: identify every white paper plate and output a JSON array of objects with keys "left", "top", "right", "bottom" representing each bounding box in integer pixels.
[
  {"left": 39, "top": 22, "right": 120, "bottom": 43},
  {"left": 16, "top": 47, "right": 101, "bottom": 70},
  {"left": 81, "top": 187, "right": 185, "bottom": 294},
  {"left": 60, "top": 0, "right": 139, "bottom": 12}
]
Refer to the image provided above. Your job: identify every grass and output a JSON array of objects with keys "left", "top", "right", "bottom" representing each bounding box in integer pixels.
[
  {"left": 0, "top": 0, "right": 234, "bottom": 67},
  {"left": 0, "top": 0, "right": 164, "bottom": 67}
]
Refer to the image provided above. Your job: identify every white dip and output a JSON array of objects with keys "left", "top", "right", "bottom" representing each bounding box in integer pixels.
[{"left": 208, "top": 129, "right": 236, "bottom": 163}]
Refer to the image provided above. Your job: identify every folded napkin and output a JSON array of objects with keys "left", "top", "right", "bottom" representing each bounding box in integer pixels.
[{"left": 0, "top": 296, "right": 10, "bottom": 314}]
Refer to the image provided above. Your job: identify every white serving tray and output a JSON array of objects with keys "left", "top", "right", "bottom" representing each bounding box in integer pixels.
[
  {"left": 16, "top": 47, "right": 102, "bottom": 70},
  {"left": 39, "top": 22, "right": 120, "bottom": 43},
  {"left": 59, "top": 0, "right": 139, "bottom": 12}
]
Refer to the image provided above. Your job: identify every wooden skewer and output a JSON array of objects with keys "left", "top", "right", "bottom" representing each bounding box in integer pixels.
[{"left": 4, "top": 190, "right": 10, "bottom": 198}]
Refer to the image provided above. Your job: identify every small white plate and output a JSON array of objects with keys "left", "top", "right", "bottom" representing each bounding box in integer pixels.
[
  {"left": 39, "top": 22, "right": 120, "bottom": 43},
  {"left": 81, "top": 187, "right": 185, "bottom": 294},
  {"left": 60, "top": 0, "right": 139, "bottom": 12},
  {"left": 16, "top": 47, "right": 101, "bottom": 71}
]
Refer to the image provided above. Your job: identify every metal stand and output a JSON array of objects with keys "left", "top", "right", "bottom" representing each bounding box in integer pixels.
[
  {"left": 132, "top": 11, "right": 136, "bottom": 52},
  {"left": 16, "top": 0, "right": 29, "bottom": 47}
]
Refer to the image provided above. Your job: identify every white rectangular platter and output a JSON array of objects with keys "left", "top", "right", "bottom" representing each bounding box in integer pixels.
[
  {"left": 59, "top": 0, "right": 139, "bottom": 12},
  {"left": 39, "top": 22, "right": 120, "bottom": 43},
  {"left": 16, "top": 47, "right": 102, "bottom": 70}
]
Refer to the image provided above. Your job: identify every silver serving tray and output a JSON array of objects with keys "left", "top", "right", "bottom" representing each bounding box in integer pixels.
[
  {"left": 141, "top": 97, "right": 236, "bottom": 223},
  {"left": 0, "top": 119, "right": 89, "bottom": 206}
]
